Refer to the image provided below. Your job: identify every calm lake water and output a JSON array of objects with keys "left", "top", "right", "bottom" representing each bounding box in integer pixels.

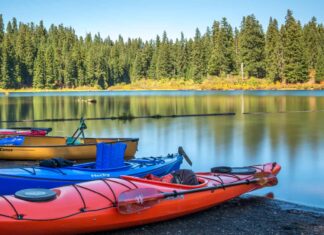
[{"left": 0, "top": 90, "right": 324, "bottom": 208}]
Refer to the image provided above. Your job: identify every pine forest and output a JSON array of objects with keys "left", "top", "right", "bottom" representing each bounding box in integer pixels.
[{"left": 0, "top": 10, "right": 324, "bottom": 89}]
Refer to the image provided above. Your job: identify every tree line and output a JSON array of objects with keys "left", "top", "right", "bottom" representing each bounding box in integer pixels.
[{"left": 0, "top": 9, "right": 323, "bottom": 89}]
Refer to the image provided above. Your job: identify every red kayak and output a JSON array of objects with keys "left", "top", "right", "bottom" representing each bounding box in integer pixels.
[
  {"left": 0, "top": 127, "right": 52, "bottom": 136},
  {"left": 0, "top": 162, "right": 280, "bottom": 234}
]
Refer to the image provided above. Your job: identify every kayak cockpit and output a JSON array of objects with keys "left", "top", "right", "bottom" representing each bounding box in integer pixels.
[
  {"left": 121, "top": 175, "right": 209, "bottom": 189},
  {"left": 69, "top": 162, "right": 133, "bottom": 171},
  {"left": 70, "top": 157, "right": 167, "bottom": 171}
]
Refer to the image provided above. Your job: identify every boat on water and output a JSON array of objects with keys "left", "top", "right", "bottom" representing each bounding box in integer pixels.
[
  {"left": 0, "top": 127, "right": 52, "bottom": 137},
  {"left": 0, "top": 118, "right": 139, "bottom": 160},
  {"left": 0, "top": 135, "right": 139, "bottom": 160},
  {"left": 0, "top": 162, "right": 281, "bottom": 234},
  {"left": 0, "top": 143, "right": 183, "bottom": 195}
]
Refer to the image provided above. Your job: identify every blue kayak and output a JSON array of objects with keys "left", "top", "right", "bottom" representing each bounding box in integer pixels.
[{"left": 0, "top": 143, "right": 183, "bottom": 195}]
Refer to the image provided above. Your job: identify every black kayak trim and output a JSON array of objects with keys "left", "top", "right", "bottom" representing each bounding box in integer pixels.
[
  {"left": 15, "top": 188, "right": 57, "bottom": 202},
  {"left": 211, "top": 166, "right": 257, "bottom": 175}
]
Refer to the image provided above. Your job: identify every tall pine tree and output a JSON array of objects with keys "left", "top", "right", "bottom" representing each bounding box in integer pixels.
[
  {"left": 148, "top": 36, "right": 160, "bottom": 79},
  {"left": 208, "top": 21, "right": 220, "bottom": 75},
  {"left": 208, "top": 18, "right": 235, "bottom": 76},
  {"left": 315, "top": 51, "right": 324, "bottom": 82},
  {"left": 239, "top": 15, "right": 266, "bottom": 78},
  {"left": 33, "top": 43, "right": 46, "bottom": 88},
  {"left": 281, "top": 10, "right": 308, "bottom": 83},
  {"left": 156, "top": 31, "right": 173, "bottom": 78},
  {"left": 189, "top": 28, "right": 206, "bottom": 82},
  {"left": 175, "top": 32, "right": 188, "bottom": 78},
  {"left": 45, "top": 45, "right": 56, "bottom": 88},
  {"left": 303, "top": 17, "right": 321, "bottom": 82},
  {"left": 265, "top": 18, "right": 282, "bottom": 82},
  {"left": 1, "top": 33, "right": 16, "bottom": 88},
  {"left": 303, "top": 17, "right": 320, "bottom": 70}
]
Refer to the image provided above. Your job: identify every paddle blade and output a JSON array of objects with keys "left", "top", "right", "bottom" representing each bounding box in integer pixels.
[
  {"left": 117, "top": 188, "right": 164, "bottom": 214},
  {"left": 178, "top": 146, "right": 192, "bottom": 166}
]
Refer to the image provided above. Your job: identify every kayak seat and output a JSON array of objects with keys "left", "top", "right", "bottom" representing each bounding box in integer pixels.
[
  {"left": 0, "top": 136, "right": 25, "bottom": 146},
  {"left": 144, "top": 169, "right": 200, "bottom": 186},
  {"left": 171, "top": 169, "right": 199, "bottom": 185},
  {"left": 96, "top": 142, "right": 127, "bottom": 170}
]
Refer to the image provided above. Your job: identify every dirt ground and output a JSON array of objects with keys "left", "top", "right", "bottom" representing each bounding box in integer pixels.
[{"left": 103, "top": 196, "right": 324, "bottom": 235}]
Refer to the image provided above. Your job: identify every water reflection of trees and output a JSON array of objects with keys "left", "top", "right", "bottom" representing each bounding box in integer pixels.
[{"left": 0, "top": 93, "right": 324, "bottom": 162}]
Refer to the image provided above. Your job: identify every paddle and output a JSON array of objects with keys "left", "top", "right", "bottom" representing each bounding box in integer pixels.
[
  {"left": 178, "top": 146, "right": 192, "bottom": 166},
  {"left": 117, "top": 173, "right": 278, "bottom": 214}
]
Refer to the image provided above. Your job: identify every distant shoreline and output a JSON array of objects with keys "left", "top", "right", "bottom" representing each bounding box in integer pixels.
[{"left": 1, "top": 78, "right": 324, "bottom": 94}]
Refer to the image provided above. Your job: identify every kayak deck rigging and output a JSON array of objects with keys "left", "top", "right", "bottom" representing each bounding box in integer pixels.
[{"left": 1, "top": 156, "right": 173, "bottom": 177}]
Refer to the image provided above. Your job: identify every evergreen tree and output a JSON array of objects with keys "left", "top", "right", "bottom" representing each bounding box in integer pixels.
[
  {"left": 85, "top": 47, "right": 96, "bottom": 86},
  {"left": 33, "top": 44, "right": 46, "bottom": 88},
  {"left": 0, "top": 14, "right": 4, "bottom": 42},
  {"left": 208, "top": 21, "right": 220, "bottom": 75},
  {"left": 133, "top": 42, "right": 153, "bottom": 79},
  {"left": 94, "top": 43, "right": 108, "bottom": 89},
  {"left": 281, "top": 10, "right": 308, "bottom": 83},
  {"left": 0, "top": 14, "right": 4, "bottom": 83},
  {"left": 12, "top": 18, "right": 18, "bottom": 33},
  {"left": 72, "top": 41, "right": 86, "bottom": 86},
  {"left": 220, "top": 19, "right": 236, "bottom": 75},
  {"left": 203, "top": 26, "right": 213, "bottom": 74},
  {"left": 1, "top": 34, "right": 16, "bottom": 88},
  {"left": 303, "top": 17, "right": 320, "bottom": 70},
  {"left": 148, "top": 36, "right": 160, "bottom": 79},
  {"left": 24, "top": 25, "right": 36, "bottom": 86},
  {"left": 265, "top": 18, "right": 282, "bottom": 81},
  {"left": 239, "top": 15, "right": 266, "bottom": 78},
  {"left": 45, "top": 45, "right": 56, "bottom": 88},
  {"left": 208, "top": 18, "right": 235, "bottom": 76},
  {"left": 189, "top": 28, "right": 206, "bottom": 82},
  {"left": 319, "top": 24, "right": 324, "bottom": 51},
  {"left": 315, "top": 49, "right": 324, "bottom": 82},
  {"left": 15, "top": 23, "right": 28, "bottom": 87},
  {"left": 64, "top": 50, "right": 77, "bottom": 88},
  {"left": 234, "top": 27, "right": 240, "bottom": 74},
  {"left": 109, "top": 38, "right": 127, "bottom": 85},
  {"left": 211, "top": 21, "right": 220, "bottom": 46},
  {"left": 175, "top": 32, "right": 188, "bottom": 78},
  {"left": 156, "top": 31, "right": 173, "bottom": 78},
  {"left": 34, "top": 20, "right": 47, "bottom": 45}
]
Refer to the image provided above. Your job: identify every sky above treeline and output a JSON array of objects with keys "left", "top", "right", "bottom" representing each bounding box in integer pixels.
[{"left": 1, "top": 0, "right": 323, "bottom": 40}]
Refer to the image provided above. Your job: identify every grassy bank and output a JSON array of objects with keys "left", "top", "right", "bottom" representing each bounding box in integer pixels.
[
  {"left": 109, "top": 77, "right": 324, "bottom": 91},
  {"left": 1, "top": 77, "right": 324, "bottom": 93}
]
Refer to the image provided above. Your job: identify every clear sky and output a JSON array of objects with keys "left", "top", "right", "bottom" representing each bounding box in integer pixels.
[{"left": 1, "top": 0, "right": 323, "bottom": 40}]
